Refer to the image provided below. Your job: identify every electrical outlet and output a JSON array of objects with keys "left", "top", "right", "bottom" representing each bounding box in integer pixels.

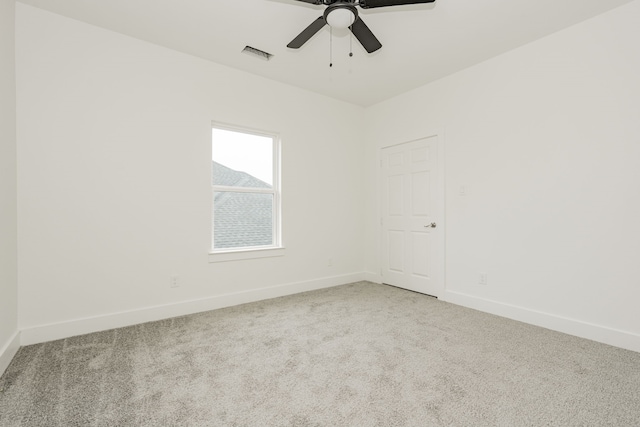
[
  {"left": 170, "top": 275, "right": 180, "bottom": 288},
  {"left": 479, "top": 273, "right": 488, "bottom": 286},
  {"left": 327, "top": 258, "right": 333, "bottom": 267}
]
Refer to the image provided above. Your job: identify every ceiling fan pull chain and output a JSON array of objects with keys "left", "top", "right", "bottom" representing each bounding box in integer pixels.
[
  {"left": 330, "top": 26, "right": 333, "bottom": 67},
  {"left": 349, "top": 25, "right": 353, "bottom": 58}
]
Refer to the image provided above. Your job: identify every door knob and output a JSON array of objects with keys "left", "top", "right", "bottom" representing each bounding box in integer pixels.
[{"left": 425, "top": 222, "right": 436, "bottom": 228}]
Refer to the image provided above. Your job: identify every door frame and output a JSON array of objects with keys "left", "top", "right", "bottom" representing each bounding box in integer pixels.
[{"left": 379, "top": 131, "right": 446, "bottom": 297}]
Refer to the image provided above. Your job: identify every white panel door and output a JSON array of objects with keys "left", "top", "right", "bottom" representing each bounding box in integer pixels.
[{"left": 381, "top": 136, "right": 443, "bottom": 296}]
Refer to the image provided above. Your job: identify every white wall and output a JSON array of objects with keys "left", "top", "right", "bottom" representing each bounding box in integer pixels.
[
  {"left": 365, "top": 1, "right": 640, "bottom": 351},
  {"left": 0, "top": 0, "right": 20, "bottom": 373},
  {"left": 16, "top": 4, "right": 365, "bottom": 343}
]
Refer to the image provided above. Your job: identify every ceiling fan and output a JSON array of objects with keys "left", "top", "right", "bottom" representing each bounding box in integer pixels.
[{"left": 287, "top": 0, "right": 436, "bottom": 54}]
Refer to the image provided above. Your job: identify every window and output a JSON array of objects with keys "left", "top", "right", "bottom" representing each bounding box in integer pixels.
[{"left": 211, "top": 124, "right": 281, "bottom": 256}]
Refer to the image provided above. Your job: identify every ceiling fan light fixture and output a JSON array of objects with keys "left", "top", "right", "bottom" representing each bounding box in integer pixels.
[{"left": 326, "top": 7, "right": 356, "bottom": 29}]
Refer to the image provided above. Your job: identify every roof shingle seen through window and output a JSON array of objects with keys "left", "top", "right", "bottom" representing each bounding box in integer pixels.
[
  {"left": 212, "top": 161, "right": 271, "bottom": 189},
  {"left": 212, "top": 161, "right": 273, "bottom": 249}
]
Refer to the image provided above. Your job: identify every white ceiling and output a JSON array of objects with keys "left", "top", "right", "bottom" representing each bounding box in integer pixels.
[{"left": 17, "top": 0, "right": 633, "bottom": 106}]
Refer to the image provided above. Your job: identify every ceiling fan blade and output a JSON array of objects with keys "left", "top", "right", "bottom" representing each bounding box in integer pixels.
[
  {"left": 292, "top": 0, "right": 323, "bottom": 4},
  {"left": 287, "top": 17, "right": 327, "bottom": 49},
  {"left": 350, "top": 17, "right": 382, "bottom": 53},
  {"left": 359, "top": 0, "right": 435, "bottom": 9}
]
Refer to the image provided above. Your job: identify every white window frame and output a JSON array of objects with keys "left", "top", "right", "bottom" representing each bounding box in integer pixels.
[{"left": 208, "top": 122, "right": 283, "bottom": 263}]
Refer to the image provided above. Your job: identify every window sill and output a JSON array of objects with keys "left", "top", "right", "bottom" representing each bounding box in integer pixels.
[{"left": 208, "top": 247, "right": 285, "bottom": 263}]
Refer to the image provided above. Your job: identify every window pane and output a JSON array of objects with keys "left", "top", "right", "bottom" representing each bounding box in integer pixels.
[
  {"left": 212, "top": 128, "right": 273, "bottom": 187},
  {"left": 213, "top": 192, "right": 273, "bottom": 249}
]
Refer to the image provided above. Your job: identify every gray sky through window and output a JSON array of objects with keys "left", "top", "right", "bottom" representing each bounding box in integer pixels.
[{"left": 212, "top": 128, "right": 273, "bottom": 185}]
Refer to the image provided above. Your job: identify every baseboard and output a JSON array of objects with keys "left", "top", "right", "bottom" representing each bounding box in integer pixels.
[
  {"left": 0, "top": 331, "right": 20, "bottom": 377},
  {"left": 442, "top": 290, "right": 640, "bottom": 353},
  {"left": 20, "top": 272, "right": 366, "bottom": 346},
  {"left": 363, "top": 271, "right": 382, "bottom": 284}
]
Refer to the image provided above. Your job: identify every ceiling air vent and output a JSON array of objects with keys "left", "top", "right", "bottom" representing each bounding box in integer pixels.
[{"left": 242, "top": 46, "right": 273, "bottom": 61}]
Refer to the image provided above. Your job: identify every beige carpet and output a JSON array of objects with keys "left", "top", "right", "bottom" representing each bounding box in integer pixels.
[{"left": 1, "top": 281, "right": 639, "bottom": 426}]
